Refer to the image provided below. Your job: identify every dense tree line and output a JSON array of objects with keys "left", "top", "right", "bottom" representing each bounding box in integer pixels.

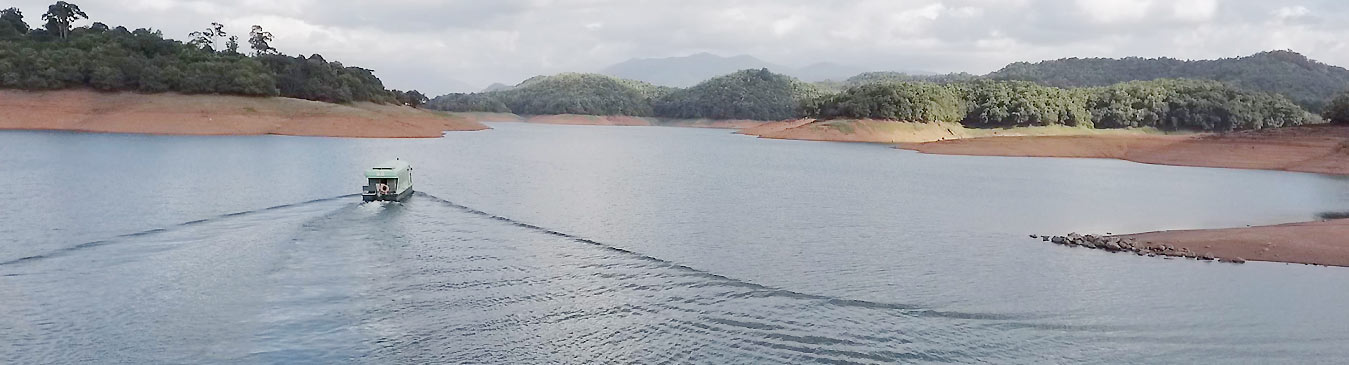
[
  {"left": 487, "top": 73, "right": 671, "bottom": 116},
  {"left": 653, "top": 69, "right": 825, "bottom": 120},
  {"left": 801, "top": 82, "right": 961, "bottom": 122},
  {"left": 427, "top": 69, "right": 824, "bottom": 120},
  {"left": 843, "top": 72, "right": 977, "bottom": 87},
  {"left": 427, "top": 73, "right": 673, "bottom": 116},
  {"left": 803, "top": 79, "right": 1318, "bottom": 131},
  {"left": 954, "top": 80, "right": 1092, "bottom": 127},
  {"left": 0, "top": 2, "right": 411, "bottom": 104},
  {"left": 426, "top": 92, "right": 510, "bottom": 113},
  {"left": 987, "top": 50, "right": 1349, "bottom": 112},
  {"left": 1322, "top": 92, "right": 1349, "bottom": 125},
  {"left": 1086, "top": 79, "right": 1315, "bottom": 130}
]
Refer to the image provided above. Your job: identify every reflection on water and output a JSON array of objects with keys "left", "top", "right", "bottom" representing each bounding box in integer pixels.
[{"left": 2, "top": 125, "right": 1349, "bottom": 363}]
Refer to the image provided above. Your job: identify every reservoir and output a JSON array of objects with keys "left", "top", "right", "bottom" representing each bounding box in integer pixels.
[{"left": 2, "top": 122, "right": 1348, "bottom": 363}]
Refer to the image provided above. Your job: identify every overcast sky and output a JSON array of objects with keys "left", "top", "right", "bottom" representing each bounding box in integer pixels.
[{"left": 9, "top": 0, "right": 1349, "bottom": 94}]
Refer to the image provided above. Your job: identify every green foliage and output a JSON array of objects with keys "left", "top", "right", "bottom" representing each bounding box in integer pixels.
[
  {"left": 483, "top": 73, "right": 671, "bottom": 116},
  {"left": 801, "top": 79, "right": 1316, "bottom": 131},
  {"left": 1087, "top": 79, "right": 1317, "bottom": 131},
  {"left": 0, "top": 5, "right": 399, "bottom": 104},
  {"left": 843, "top": 72, "right": 977, "bottom": 87},
  {"left": 425, "top": 92, "right": 510, "bottom": 113},
  {"left": 428, "top": 69, "right": 823, "bottom": 121},
  {"left": 1321, "top": 92, "right": 1349, "bottom": 125},
  {"left": 247, "top": 25, "right": 275, "bottom": 56},
  {"left": 1, "top": 7, "right": 28, "bottom": 37},
  {"left": 801, "top": 82, "right": 962, "bottom": 122},
  {"left": 391, "top": 89, "right": 427, "bottom": 107},
  {"left": 988, "top": 50, "right": 1349, "bottom": 112},
  {"left": 187, "top": 22, "right": 225, "bottom": 52},
  {"left": 256, "top": 54, "right": 394, "bottom": 103},
  {"left": 956, "top": 80, "right": 1093, "bottom": 127},
  {"left": 41, "top": 1, "right": 84, "bottom": 39},
  {"left": 653, "top": 68, "right": 824, "bottom": 120}
]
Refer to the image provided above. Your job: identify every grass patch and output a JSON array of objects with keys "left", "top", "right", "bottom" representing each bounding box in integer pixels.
[{"left": 819, "top": 120, "right": 857, "bottom": 134}]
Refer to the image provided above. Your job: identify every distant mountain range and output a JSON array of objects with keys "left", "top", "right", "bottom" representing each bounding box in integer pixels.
[
  {"left": 599, "top": 52, "right": 928, "bottom": 87},
  {"left": 456, "top": 50, "right": 1348, "bottom": 113}
]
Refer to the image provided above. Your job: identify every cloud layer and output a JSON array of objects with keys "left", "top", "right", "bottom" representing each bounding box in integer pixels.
[{"left": 8, "top": 0, "right": 1349, "bottom": 94}]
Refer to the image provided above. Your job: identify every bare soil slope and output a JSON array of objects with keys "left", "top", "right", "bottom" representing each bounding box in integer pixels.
[
  {"left": 901, "top": 125, "right": 1349, "bottom": 175},
  {"left": 0, "top": 89, "right": 488, "bottom": 138}
]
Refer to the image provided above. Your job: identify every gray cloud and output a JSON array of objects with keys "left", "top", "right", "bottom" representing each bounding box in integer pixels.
[{"left": 7, "top": 0, "right": 1349, "bottom": 95}]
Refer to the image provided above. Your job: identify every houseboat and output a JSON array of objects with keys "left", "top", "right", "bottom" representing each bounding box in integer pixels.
[{"left": 362, "top": 159, "right": 414, "bottom": 202}]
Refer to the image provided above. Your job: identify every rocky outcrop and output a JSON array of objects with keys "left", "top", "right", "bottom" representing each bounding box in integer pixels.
[{"left": 1035, "top": 232, "right": 1245, "bottom": 264}]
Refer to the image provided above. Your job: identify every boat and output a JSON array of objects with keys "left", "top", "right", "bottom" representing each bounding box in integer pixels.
[{"left": 362, "top": 159, "right": 414, "bottom": 202}]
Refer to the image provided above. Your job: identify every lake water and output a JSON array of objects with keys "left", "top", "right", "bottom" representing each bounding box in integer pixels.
[{"left": 2, "top": 122, "right": 1349, "bottom": 363}]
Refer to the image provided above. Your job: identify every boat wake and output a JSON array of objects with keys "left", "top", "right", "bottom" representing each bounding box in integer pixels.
[
  {"left": 412, "top": 191, "right": 1036, "bottom": 321},
  {"left": 0, "top": 194, "right": 358, "bottom": 267}
]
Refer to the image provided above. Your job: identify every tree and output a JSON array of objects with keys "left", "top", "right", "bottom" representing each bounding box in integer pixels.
[
  {"left": 1, "top": 7, "right": 28, "bottom": 36},
  {"left": 225, "top": 35, "right": 239, "bottom": 54},
  {"left": 1323, "top": 92, "right": 1349, "bottom": 124},
  {"left": 188, "top": 22, "right": 226, "bottom": 52},
  {"left": 41, "top": 1, "right": 87, "bottom": 39},
  {"left": 248, "top": 25, "right": 276, "bottom": 56},
  {"left": 393, "top": 90, "right": 428, "bottom": 107}
]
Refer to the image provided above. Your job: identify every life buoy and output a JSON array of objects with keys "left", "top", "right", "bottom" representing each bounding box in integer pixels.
[{"left": 377, "top": 183, "right": 391, "bottom": 195}]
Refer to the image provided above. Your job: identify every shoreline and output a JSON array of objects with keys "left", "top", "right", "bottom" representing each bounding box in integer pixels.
[
  {"left": 0, "top": 90, "right": 489, "bottom": 138},
  {"left": 891, "top": 124, "right": 1349, "bottom": 267},
  {"left": 896, "top": 126, "right": 1349, "bottom": 176},
  {"left": 738, "top": 118, "right": 1349, "bottom": 267},
  {"left": 6, "top": 97, "right": 1346, "bottom": 267}
]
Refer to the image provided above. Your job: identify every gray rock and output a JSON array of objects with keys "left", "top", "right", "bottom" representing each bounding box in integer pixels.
[
  {"left": 1030, "top": 234, "right": 1038, "bottom": 239},
  {"left": 1104, "top": 241, "right": 1122, "bottom": 251},
  {"left": 1051, "top": 236, "right": 1066, "bottom": 244}
]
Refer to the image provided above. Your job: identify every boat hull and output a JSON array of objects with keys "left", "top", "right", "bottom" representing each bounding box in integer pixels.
[{"left": 363, "top": 188, "right": 413, "bottom": 202}]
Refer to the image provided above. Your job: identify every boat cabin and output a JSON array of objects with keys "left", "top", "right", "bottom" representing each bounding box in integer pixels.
[{"left": 362, "top": 159, "right": 414, "bottom": 202}]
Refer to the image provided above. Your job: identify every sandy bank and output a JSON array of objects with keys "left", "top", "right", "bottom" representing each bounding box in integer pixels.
[
  {"left": 898, "top": 124, "right": 1349, "bottom": 267},
  {"left": 660, "top": 119, "right": 767, "bottom": 129},
  {"left": 899, "top": 125, "right": 1349, "bottom": 175},
  {"left": 0, "top": 89, "right": 488, "bottom": 138},
  {"left": 449, "top": 112, "right": 525, "bottom": 123},
  {"left": 739, "top": 119, "right": 970, "bottom": 143},
  {"left": 525, "top": 114, "right": 659, "bottom": 126},
  {"left": 738, "top": 119, "right": 1161, "bottom": 144},
  {"left": 1114, "top": 219, "right": 1349, "bottom": 267}
]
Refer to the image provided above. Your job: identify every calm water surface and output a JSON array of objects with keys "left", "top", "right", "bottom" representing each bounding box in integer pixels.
[{"left": 2, "top": 123, "right": 1348, "bottom": 363}]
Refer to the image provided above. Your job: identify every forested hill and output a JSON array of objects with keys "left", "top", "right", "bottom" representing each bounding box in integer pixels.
[
  {"left": 987, "top": 50, "right": 1349, "bottom": 112},
  {"left": 0, "top": 2, "right": 425, "bottom": 105},
  {"left": 428, "top": 69, "right": 823, "bottom": 120},
  {"left": 802, "top": 79, "right": 1318, "bottom": 131},
  {"left": 653, "top": 69, "right": 826, "bottom": 120},
  {"left": 428, "top": 73, "right": 674, "bottom": 116}
]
